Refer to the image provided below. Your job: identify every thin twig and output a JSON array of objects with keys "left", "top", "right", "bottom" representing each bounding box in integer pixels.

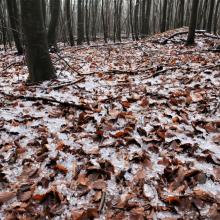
[
  {"left": 50, "top": 77, "right": 85, "bottom": 90},
  {"left": 98, "top": 191, "right": 106, "bottom": 213}
]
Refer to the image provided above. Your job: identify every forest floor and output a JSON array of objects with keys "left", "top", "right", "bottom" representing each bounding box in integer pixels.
[{"left": 0, "top": 28, "right": 220, "bottom": 220}]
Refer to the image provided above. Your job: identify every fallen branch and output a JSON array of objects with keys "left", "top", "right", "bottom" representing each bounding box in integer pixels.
[
  {"left": 55, "top": 52, "right": 82, "bottom": 75},
  {"left": 2, "top": 61, "right": 23, "bottom": 72},
  {"left": 160, "top": 30, "right": 219, "bottom": 44},
  {"left": 49, "top": 77, "right": 85, "bottom": 90},
  {"left": 98, "top": 192, "right": 106, "bottom": 213},
  {"left": 80, "top": 66, "right": 154, "bottom": 76},
  {"left": 0, "top": 91, "right": 91, "bottom": 110}
]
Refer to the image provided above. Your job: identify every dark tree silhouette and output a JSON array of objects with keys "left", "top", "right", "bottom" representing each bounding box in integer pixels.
[
  {"left": 161, "top": 0, "right": 168, "bottom": 32},
  {"left": 6, "top": 0, "right": 23, "bottom": 55},
  {"left": 66, "top": 0, "right": 74, "bottom": 46},
  {"left": 186, "top": 0, "right": 199, "bottom": 45},
  {"left": 21, "top": 0, "right": 56, "bottom": 83},
  {"left": 77, "top": 0, "right": 84, "bottom": 45},
  {"left": 207, "top": 0, "right": 215, "bottom": 33},
  {"left": 48, "top": 0, "right": 61, "bottom": 50}
]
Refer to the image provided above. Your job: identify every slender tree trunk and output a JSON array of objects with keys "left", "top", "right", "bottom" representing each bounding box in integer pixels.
[
  {"left": 85, "top": 0, "right": 90, "bottom": 45},
  {"left": 66, "top": 0, "right": 74, "bottom": 46},
  {"left": 0, "top": 0, "right": 7, "bottom": 51},
  {"left": 213, "top": 0, "right": 220, "bottom": 34},
  {"left": 102, "top": 0, "right": 108, "bottom": 43},
  {"left": 186, "top": 0, "right": 199, "bottom": 45},
  {"left": 48, "top": 0, "right": 61, "bottom": 50},
  {"left": 41, "top": 0, "right": 46, "bottom": 28},
  {"left": 179, "top": 0, "right": 185, "bottom": 27},
  {"left": 134, "top": 0, "right": 140, "bottom": 40},
  {"left": 207, "top": 0, "right": 215, "bottom": 33},
  {"left": 145, "top": 0, "right": 152, "bottom": 35},
  {"left": 116, "top": 0, "right": 123, "bottom": 41},
  {"left": 77, "top": 0, "right": 84, "bottom": 45},
  {"left": 113, "top": 0, "right": 117, "bottom": 42},
  {"left": 141, "top": 0, "right": 146, "bottom": 38},
  {"left": 202, "top": 0, "right": 208, "bottom": 29},
  {"left": 129, "top": 0, "right": 135, "bottom": 40},
  {"left": 21, "top": 0, "right": 56, "bottom": 83},
  {"left": 6, "top": 0, "right": 23, "bottom": 55},
  {"left": 161, "top": 0, "right": 168, "bottom": 32},
  {"left": 91, "top": 0, "right": 98, "bottom": 41}
]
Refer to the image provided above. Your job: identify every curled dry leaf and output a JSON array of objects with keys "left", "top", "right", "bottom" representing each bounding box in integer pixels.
[
  {"left": 54, "top": 164, "right": 68, "bottom": 174},
  {"left": 0, "top": 192, "right": 16, "bottom": 203},
  {"left": 72, "top": 208, "right": 99, "bottom": 220},
  {"left": 90, "top": 180, "right": 107, "bottom": 191}
]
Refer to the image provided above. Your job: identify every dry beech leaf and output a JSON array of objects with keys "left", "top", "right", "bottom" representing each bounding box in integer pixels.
[
  {"left": 121, "top": 101, "right": 130, "bottom": 108},
  {"left": 90, "top": 180, "right": 107, "bottom": 191},
  {"left": 18, "top": 190, "right": 32, "bottom": 202},
  {"left": 93, "top": 191, "right": 102, "bottom": 202},
  {"left": 72, "top": 208, "right": 99, "bottom": 220},
  {"left": 113, "top": 131, "right": 128, "bottom": 138},
  {"left": 54, "top": 164, "right": 68, "bottom": 174},
  {"left": 140, "top": 97, "right": 149, "bottom": 107},
  {"left": 77, "top": 174, "right": 89, "bottom": 186},
  {"left": 0, "top": 192, "right": 16, "bottom": 203}
]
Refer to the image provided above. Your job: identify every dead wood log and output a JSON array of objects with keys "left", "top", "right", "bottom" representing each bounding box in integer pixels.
[{"left": 160, "top": 30, "right": 219, "bottom": 45}]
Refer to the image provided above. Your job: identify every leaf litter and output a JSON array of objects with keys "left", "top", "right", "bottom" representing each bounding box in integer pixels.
[{"left": 0, "top": 28, "right": 220, "bottom": 219}]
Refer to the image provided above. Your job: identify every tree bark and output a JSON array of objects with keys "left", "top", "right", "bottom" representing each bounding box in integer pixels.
[
  {"left": 179, "top": 0, "right": 185, "bottom": 27},
  {"left": 186, "top": 0, "right": 199, "bottom": 45},
  {"left": 129, "top": 0, "right": 135, "bottom": 40},
  {"left": 102, "top": 0, "right": 108, "bottom": 43},
  {"left": 213, "top": 0, "right": 220, "bottom": 34},
  {"left": 161, "top": 0, "right": 168, "bottom": 32},
  {"left": 6, "top": 0, "right": 23, "bottom": 55},
  {"left": 85, "top": 0, "right": 90, "bottom": 45},
  {"left": 66, "top": 0, "right": 74, "bottom": 46},
  {"left": 207, "top": 0, "right": 215, "bottom": 33},
  {"left": 21, "top": 0, "right": 56, "bottom": 83},
  {"left": 134, "top": 0, "right": 140, "bottom": 40},
  {"left": 145, "top": 0, "right": 152, "bottom": 35},
  {"left": 77, "top": 0, "right": 84, "bottom": 45},
  {"left": 48, "top": 0, "right": 61, "bottom": 50}
]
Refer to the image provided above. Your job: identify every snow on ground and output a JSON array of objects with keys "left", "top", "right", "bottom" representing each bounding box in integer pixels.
[{"left": 0, "top": 29, "right": 220, "bottom": 219}]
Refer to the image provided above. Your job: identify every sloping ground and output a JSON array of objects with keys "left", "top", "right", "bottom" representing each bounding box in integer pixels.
[{"left": 0, "top": 29, "right": 220, "bottom": 219}]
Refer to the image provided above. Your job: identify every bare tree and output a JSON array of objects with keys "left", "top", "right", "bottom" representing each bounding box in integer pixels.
[
  {"left": 186, "top": 0, "right": 199, "bottom": 45},
  {"left": 48, "top": 0, "right": 61, "bottom": 50},
  {"left": 207, "top": 0, "right": 215, "bottom": 33},
  {"left": 161, "top": 0, "right": 168, "bottom": 32},
  {"left": 21, "top": 0, "right": 56, "bottom": 83},
  {"left": 77, "top": 0, "right": 84, "bottom": 45},
  {"left": 66, "top": 0, "right": 74, "bottom": 46},
  {"left": 6, "top": 0, "right": 23, "bottom": 55}
]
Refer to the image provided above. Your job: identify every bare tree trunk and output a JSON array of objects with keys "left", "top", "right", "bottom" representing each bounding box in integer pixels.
[
  {"left": 161, "top": 0, "right": 168, "bottom": 32},
  {"left": 141, "top": 0, "right": 146, "bottom": 38},
  {"left": 102, "top": 0, "right": 108, "bottom": 43},
  {"left": 179, "top": 0, "right": 185, "bottom": 27},
  {"left": 207, "top": 0, "right": 215, "bottom": 33},
  {"left": 85, "top": 0, "right": 90, "bottom": 45},
  {"left": 66, "top": 0, "right": 74, "bottom": 46},
  {"left": 48, "top": 0, "right": 61, "bottom": 50},
  {"left": 186, "top": 0, "right": 199, "bottom": 45},
  {"left": 129, "top": 0, "right": 135, "bottom": 40},
  {"left": 6, "top": 0, "right": 23, "bottom": 55},
  {"left": 213, "top": 0, "right": 220, "bottom": 34},
  {"left": 91, "top": 0, "right": 98, "bottom": 41},
  {"left": 21, "top": 0, "right": 56, "bottom": 83},
  {"left": 134, "top": 0, "right": 140, "bottom": 40},
  {"left": 145, "top": 0, "right": 152, "bottom": 35},
  {"left": 41, "top": 0, "right": 46, "bottom": 27},
  {"left": 77, "top": 0, "right": 84, "bottom": 45},
  {"left": 0, "top": 0, "right": 7, "bottom": 51}
]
